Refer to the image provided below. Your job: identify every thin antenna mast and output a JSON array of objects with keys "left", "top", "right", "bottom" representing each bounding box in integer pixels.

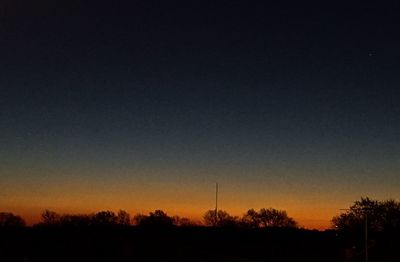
[{"left": 215, "top": 182, "right": 218, "bottom": 225}]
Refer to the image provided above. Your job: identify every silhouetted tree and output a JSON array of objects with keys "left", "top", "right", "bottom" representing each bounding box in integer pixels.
[
  {"left": 116, "top": 210, "right": 131, "bottom": 225},
  {"left": 0, "top": 212, "right": 26, "bottom": 227},
  {"left": 240, "top": 208, "right": 297, "bottom": 228},
  {"left": 258, "top": 208, "right": 297, "bottom": 228},
  {"left": 92, "top": 211, "right": 118, "bottom": 226},
  {"left": 331, "top": 197, "right": 400, "bottom": 261},
  {"left": 134, "top": 210, "right": 174, "bottom": 227},
  {"left": 332, "top": 197, "right": 400, "bottom": 232},
  {"left": 241, "top": 208, "right": 260, "bottom": 228},
  {"left": 133, "top": 213, "right": 147, "bottom": 225},
  {"left": 379, "top": 199, "right": 400, "bottom": 230},
  {"left": 203, "top": 210, "right": 238, "bottom": 226},
  {"left": 41, "top": 210, "right": 60, "bottom": 225}
]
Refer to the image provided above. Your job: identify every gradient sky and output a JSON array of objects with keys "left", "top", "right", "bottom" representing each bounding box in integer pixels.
[{"left": 1, "top": 1, "right": 400, "bottom": 229}]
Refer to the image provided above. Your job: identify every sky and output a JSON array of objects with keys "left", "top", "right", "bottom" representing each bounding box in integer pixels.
[{"left": 1, "top": 1, "right": 400, "bottom": 229}]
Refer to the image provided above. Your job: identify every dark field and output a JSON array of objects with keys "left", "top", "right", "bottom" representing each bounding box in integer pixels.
[{"left": 2, "top": 226, "right": 400, "bottom": 262}]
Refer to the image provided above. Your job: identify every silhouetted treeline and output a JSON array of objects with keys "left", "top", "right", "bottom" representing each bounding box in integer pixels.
[
  {"left": 2, "top": 198, "right": 400, "bottom": 261},
  {"left": 33, "top": 207, "right": 298, "bottom": 228},
  {"left": 36, "top": 209, "right": 196, "bottom": 227},
  {"left": 203, "top": 208, "right": 297, "bottom": 228},
  {"left": 0, "top": 208, "right": 297, "bottom": 228},
  {"left": 133, "top": 209, "right": 198, "bottom": 227},
  {"left": 38, "top": 209, "right": 131, "bottom": 227}
]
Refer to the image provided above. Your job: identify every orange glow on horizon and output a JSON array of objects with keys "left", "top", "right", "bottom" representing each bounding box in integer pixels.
[
  {"left": 3, "top": 165, "right": 391, "bottom": 231},
  {"left": 9, "top": 205, "right": 333, "bottom": 230}
]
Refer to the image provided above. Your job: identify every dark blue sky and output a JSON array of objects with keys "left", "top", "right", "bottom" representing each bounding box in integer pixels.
[{"left": 1, "top": 1, "right": 400, "bottom": 227}]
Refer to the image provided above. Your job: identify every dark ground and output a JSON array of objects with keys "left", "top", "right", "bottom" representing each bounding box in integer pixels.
[{"left": 2, "top": 226, "right": 399, "bottom": 262}]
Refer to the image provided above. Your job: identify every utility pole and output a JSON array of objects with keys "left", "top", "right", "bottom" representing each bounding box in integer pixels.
[
  {"left": 215, "top": 182, "right": 218, "bottom": 225},
  {"left": 340, "top": 208, "right": 369, "bottom": 262}
]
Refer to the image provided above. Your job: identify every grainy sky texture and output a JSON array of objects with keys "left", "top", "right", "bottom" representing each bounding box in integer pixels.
[{"left": 1, "top": 1, "right": 400, "bottom": 228}]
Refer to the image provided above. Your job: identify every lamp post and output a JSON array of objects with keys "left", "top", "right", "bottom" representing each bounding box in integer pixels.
[{"left": 340, "top": 208, "right": 370, "bottom": 262}]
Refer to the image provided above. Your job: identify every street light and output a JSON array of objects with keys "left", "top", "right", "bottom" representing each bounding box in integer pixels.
[{"left": 339, "top": 207, "right": 372, "bottom": 262}]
